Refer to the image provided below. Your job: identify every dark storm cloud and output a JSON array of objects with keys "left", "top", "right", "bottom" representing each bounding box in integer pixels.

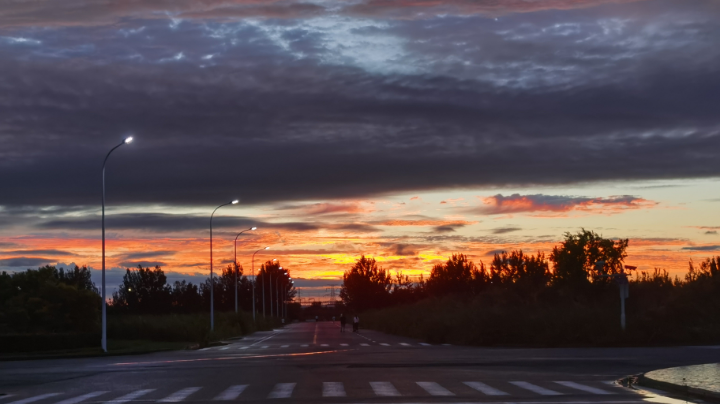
[
  {"left": 119, "top": 250, "right": 176, "bottom": 260},
  {"left": 34, "top": 212, "right": 375, "bottom": 234},
  {"left": 0, "top": 257, "right": 57, "bottom": 267},
  {"left": 0, "top": 0, "right": 719, "bottom": 212},
  {"left": 37, "top": 213, "right": 315, "bottom": 233},
  {"left": 3, "top": 249, "right": 75, "bottom": 256},
  {"left": 681, "top": 245, "right": 720, "bottom": 251},
  {"left": 491, "top": 227, "right": 523, "bottom": 235},
  {"left": 118, "top": 260, "right": 168, "bottom": 268},
  {"left": 433, "top": 224, "right": 465, "bottom": 233}
]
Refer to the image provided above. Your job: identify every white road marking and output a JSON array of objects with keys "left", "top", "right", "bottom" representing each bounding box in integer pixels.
[
  {"left": 555, "top": 381, "right": 615, "bottom": 395},
  {"left": 464, "top": 381, "right": 509, "bottom": 395},
  {"left": 103, "top": 389, "right": 155, "bottom": 404},
  {"left": 261, "top": 346, "right": 269, "bottom": 349},
  {"left": 239, "top": 346, "right": 249, "bottom": 349},
  {"left": 158, "top": 387, "right": 202, "bottom": 402},
  {"left": 199, "top": 348, "right": 210, "bottom": 351},
  {"left": 360, "top": 343, "right": 369, "bottom": 346},
  {"left": 321, "top": 344, "right": 329, "bottom": 347},
  {"left": 219, "top": 347, "right": 229, "bottom": 350},
  {"left": 301, "top": 344, "right": 309, "bottom": 347},
  {"left": 511, "top": 381, "right": 563, "bottom": 396},
  {"left": 370, "top": 382, "right": 401, "bottom": 396},
  {"left": 419, "top": 343, "right": 431, "bottom": 346},
  {"left": 281, "top": 345, "right": 289, "bottom": 348},
  {"left": 214, "top": 385, "right": 248, "bottom": 400},
  {"left": 380, "top": 343, "right": 390, "bottom": 346},
  {"left": 417, "top": 382, "right": 454, "bottom": 396},
  {"left": 340, "top": 343, "right": 348, "bottom": 346},
  {"left": 8, "top": 394, "right": 61, "bottom": 404},
  {"left": 54, "top": 392, "right": 107, "bottom": 404},
  {"left": 400, "top": 343, "right": 411, "bottom": 346},
  {"left": 268, "top": 383, "right": 296, "bottom": 399},
  {"left": 322, "top": 382, "right": 346, "bottom": 397}
]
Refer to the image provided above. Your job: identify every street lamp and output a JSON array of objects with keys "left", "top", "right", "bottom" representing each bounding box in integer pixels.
[
  {"left": 234, "top": 227, "right": 257, "bottom": 313},
  {"left": 101, "top": 135, "right": 133, "bottom": 353},
  {"left": 210, "top": 199, "right": 239, "bottom": 331},
  {"left": 277, "top": 270, "right": 287, "bottom": 317},
  {"left": 270, "top": 266, "right": 282, "bottom": 318},
  {"left": 251, "top": 247, "right": 269, "bottom": 321}
]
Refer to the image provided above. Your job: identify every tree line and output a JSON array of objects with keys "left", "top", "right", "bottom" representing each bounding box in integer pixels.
[
  {"left": 0, "top": 260, "right": 296, "bottom": 334},
  {"left": 340, "top": 229, "right": 720, "bottom": 313}
]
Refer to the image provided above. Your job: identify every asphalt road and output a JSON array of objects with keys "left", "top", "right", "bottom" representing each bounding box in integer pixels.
[{"left": 2, "top": 321, "right": 719, "bottom": 404}]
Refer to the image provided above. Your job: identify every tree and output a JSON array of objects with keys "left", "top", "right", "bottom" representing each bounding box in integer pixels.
[
  {"left": 340, "top": 256, "right": 392, "bottom": 312},
  {"left": 549, "top": 229, "right": 629, "bottom": 287},
  {"left": 426, "top": 254, "right": 486, "bottom": 296},
  {"left": 0, "top": 266, "right": 100, "bottom": 333},
  {"left": 489, "top": 251, "right": 551, "bottom": 288},
  {"left": 112, "top": 265, "right": 171, "bottom": 313},
  {"left": 253, "top": 260, "right": 296, "bottom": 317},
  {"left": 170, "top": 280, "right": 202, "bottom": 313}
]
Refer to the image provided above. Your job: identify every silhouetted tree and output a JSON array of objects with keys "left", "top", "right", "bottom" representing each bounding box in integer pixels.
[
  {"left": 549, "top": 229, "right": 628, "bottom": 287},
  {"left": 112, "top": 265, "right": 171, "bottom": 313},
  {"left": 426, "top": 254, "right": 486, "bottom": 296},
  {"left": 0, "top": 265, "right": 100, "bottom": 333},
  {"left": 170, "top": 280, "right": 203, "bottom": 313},
  {"left": 254, "top": 260, "right": 296, "bottom": 317},
  {"left": 340, "top": 256, "right": 392, "bottom": 311}
]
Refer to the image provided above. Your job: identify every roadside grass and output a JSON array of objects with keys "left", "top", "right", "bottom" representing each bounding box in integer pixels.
[
  {"left": 361, "top": 291, "right": 720, "bottom": 347},
  {"left": 0, "top": 340, "right": 189, "bottom": 361},
  {"left": 1, "top": 311, "right": 283, "bottom": 359}
]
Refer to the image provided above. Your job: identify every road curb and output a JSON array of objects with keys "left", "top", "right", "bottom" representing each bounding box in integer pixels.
[{"left": 637, "top": 370, "right": 720, "bottom": 402}]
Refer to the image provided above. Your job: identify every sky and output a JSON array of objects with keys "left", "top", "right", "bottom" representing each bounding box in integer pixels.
[{"left": 1, "top": 0, "right": 720, "bottom": 301}]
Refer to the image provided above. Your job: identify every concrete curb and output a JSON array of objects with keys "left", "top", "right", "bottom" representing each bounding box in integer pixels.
[{"left": 639, "top": 370, "right": 720, "bottom": 402}]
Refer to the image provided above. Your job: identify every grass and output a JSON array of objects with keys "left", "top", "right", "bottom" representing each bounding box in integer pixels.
[
  {"left": 1, "top": 310, "right": 284, "bottom": 359},
  {"left": 361, "top": 292, "right": 720, "bottom": 347},
  {"left": 0, "top": 340, "right": 190, "bottom": 361}
]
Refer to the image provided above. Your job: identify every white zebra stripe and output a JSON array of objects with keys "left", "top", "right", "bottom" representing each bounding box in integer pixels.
[
  {"left": 268, "top": 383, "right": 296, "bottom": 399},
  {"left": 555, "top": 381, "right": 615, "bottom": 395},
  {"left": 158, "top": 387, "right": 201, "bottom": 402},
  {"left": 54, "top": 392, "right": 107, "bottom": 404},
  {"left": 213, "top": 385, "right": 248, "bottom": 400},
  {"left": 511, "top": 381, "right": 563, "bottom": 396},
  {"left": 370, "top": 382, "right": 401, "bottom": 396},
  {"left": 322, "top": 382, "right": 346, "bottom": 397},
  {"left": 417, "top": 382, "right": 454, "bottom": 396},
  {"left": 464, "top": 381, "right": 509, "bottom": 395},
  {"left": 104, "top": 389, "right": 155, "bottom": 404}
]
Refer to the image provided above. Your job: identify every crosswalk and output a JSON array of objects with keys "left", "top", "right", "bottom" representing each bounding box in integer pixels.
[
  {"left": 6, "top": 380, "right": 622, "bottom": 403},
  {"left": 199, "top": 342, "right": 446, "bottom": 351}
]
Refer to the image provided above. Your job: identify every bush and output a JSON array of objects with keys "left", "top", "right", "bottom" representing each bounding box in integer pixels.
[{"left": 107, "top": 311, "right": 281, "bottom": 347}]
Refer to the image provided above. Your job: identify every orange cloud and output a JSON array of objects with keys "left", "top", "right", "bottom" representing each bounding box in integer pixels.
[
  {"left": 475, "top": 194, "right": 657, "bottom": 216},
  {"left": 375, "top": 219, "right": 477, "bottom": 226}
]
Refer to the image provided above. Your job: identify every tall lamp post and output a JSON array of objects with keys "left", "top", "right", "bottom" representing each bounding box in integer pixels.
[
  {"left": 101, "top": 136, "right": 133, "bottom": 353},
  {"left": 210, "top": 199, "right": 239, "bottom": 331},
  {"left": 251, "top": 247, "right": 269, "bottom": 321},
  {"left": 234, "top": 227, "right": 257, "bottom": 313},
  {"left": 270, "top": 266, "right": 282, "bottom": 318},
  {"left": 277, "top": 270, "right": 287, "bottom": 317}
]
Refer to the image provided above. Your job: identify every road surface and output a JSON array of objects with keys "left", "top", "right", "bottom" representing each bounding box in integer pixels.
[{"left": 2, "top": 321, "right": 719, "bottom": 404}]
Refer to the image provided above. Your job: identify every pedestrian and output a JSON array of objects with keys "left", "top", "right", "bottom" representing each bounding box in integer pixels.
[
  {"left": 353, "top": 315, "right": 359, "bottom": 332},
  {"left": 339, "top": 314, "right": 346, "bottom": 332}
]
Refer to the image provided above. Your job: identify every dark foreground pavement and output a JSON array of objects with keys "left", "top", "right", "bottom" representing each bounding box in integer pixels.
[{"left": 2, "top": 321, "right": 719, "bottom": 404}]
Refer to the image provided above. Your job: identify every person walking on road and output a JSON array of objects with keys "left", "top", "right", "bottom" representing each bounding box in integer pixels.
[
  {"left": 339, "top": 313, "right": 346, "bottom": 332},
  {"left": 353, "top": 315, "right": 359, "bottom": 332}
]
